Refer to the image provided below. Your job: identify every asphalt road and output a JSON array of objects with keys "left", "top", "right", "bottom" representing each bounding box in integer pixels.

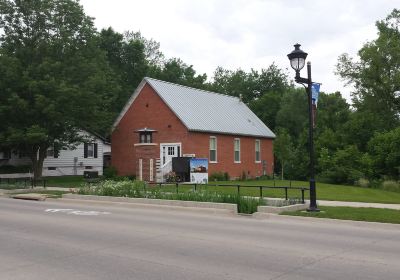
[{"left": 1, "top": 197, "right": 399, "bottom": 280}]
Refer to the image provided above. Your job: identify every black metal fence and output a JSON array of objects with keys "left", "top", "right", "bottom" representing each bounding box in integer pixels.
[{"left": 149, "top": 182, "right": 309, "bottom": 203}]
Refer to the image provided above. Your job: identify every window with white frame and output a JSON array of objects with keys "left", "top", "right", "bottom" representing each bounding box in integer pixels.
[
  {"left": 87, "top": 143, "right": 94, "bottom": 157},
  {"left": 234, "top": 138, "right": 240, "bottom": 163},
  {"left": 255, "top": 140, "right": 261, "bottom": 162},
  {"left": 209, "top": 137, "right": 217, "bottom": 162}
]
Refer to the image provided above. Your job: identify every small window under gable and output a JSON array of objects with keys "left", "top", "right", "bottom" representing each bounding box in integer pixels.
[{"left": 135, "top": 127, "right": 156, "bottom": 144}]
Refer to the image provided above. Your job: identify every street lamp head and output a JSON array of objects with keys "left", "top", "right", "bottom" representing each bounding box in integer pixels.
[{"left": 287, "top": 43, "right": 308, "bottom": 72}]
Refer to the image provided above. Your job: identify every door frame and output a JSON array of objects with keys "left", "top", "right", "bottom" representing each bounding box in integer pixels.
[{"left": 160, "top": 143, "right": 182, "bottom": 167}]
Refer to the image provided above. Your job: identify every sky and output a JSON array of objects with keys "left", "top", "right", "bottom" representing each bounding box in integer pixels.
[{"left": 80, "top": 0, "right": 397, "bottom": 101}]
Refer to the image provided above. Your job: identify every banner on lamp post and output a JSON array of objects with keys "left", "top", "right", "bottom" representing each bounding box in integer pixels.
[{"left": 311, "top": 83, "right": 321, "bottom": 128}]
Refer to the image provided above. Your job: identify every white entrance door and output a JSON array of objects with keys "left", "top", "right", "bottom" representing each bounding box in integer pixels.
[{"left": 160, "top": 143, "right": 181, "bottom": 166}]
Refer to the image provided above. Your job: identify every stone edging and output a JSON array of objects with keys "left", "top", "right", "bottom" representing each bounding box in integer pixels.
[
  {"left": 257, "top": 204, "right": 308, "bottom": 214},
  {"left": 63, "top": 194, "right": 238, "bottom": 214}
]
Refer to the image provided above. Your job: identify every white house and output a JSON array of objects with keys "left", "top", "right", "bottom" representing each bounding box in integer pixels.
[{"left": 0, "top": 131, "right": 110, "bottom": 177}]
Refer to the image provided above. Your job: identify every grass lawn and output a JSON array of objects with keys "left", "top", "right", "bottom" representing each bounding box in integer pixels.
[
  {"left": 156, "top": 179, "right": 400, "bottom": 204},
  {"left": 43, "top": 177, "right": 400, "bottom": 204},
  {"left": 281, "top": 206, "right": 400, "bottom": 224},
  {"left": 234, "top": 179, "right": 400, "bottom": 204},
  {"left": 44, "top": 176, "right": 85, "bottom": 188}
]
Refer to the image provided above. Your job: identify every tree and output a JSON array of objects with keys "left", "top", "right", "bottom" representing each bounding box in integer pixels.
[
  {"left": 124, "top": 30, "right": 164, "bottom": 67},
  {"left": 273, "top": 129, "right": 294, "bottom": 180},
  {"left": 368, "top": 127, "right": 400, "bottom": 179},
  {"left": 210, "top": 64, "right": 289, "bottom": 104},
  {"left": 151, "top": 58, "right": 208, "bottom": 89},
  {"left": 0, "top": 0, "right": 111, "bottom": 179},
  {"left": 336, "top": 9, "right": 400, "bottom": 130},
  {"left": 249, "top": 92, "right": 282, "bottom": 132},
  {"left": 318, "top": 145, "right": 364, "bottom": 184},
  {"left": 275, "top": 88, "right": 308, "bottom": 140}
]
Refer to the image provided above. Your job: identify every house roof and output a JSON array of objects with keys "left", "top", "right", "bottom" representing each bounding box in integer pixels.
[{"left": 112, "top": 77, "right": 275, "bottom": 138}]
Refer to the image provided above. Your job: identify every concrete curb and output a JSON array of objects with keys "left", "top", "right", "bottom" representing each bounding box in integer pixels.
[
  {"left": 12, "top": 193, "right": 47, "bottom": 201},
  {"left": 257, "top": 203, "right": 308, "bottom": 214},
  {"left": 62, "top": 194, "right": 238, "bottom": 214}
]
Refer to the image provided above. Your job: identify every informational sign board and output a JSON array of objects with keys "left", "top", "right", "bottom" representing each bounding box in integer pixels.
[{"left": 190, "top": 158, "right": 208, "bottom": 184}]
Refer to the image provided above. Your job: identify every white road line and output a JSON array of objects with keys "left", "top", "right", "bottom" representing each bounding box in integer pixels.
[{"left": 45, "top": 209, "right": 111, "bottom": 215}]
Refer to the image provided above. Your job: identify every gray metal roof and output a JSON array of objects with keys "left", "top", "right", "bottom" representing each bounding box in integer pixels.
[{"left": 145, "top": 77, "right": 275, "bottom": 138}]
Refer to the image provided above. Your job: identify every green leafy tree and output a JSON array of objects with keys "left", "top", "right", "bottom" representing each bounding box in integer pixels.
[
  {"left": 368, "top": 127, "right": 400, "bottom": 179},
  {"left": 211, "top": 64, "right": 289, "bottom": 104},
  {"left": 318, "top": 145, "right": 364, "bottom": 184},
  {"left": 124, "top": 30, "right": 164, "bottom": 67},
  {"left": 274, "top": 129, "right": 294, "bottom": 180},
  {"left": 151, "top": 58, "right": 208, "bottom": 89},
  {"left": 249, "top": 92, "right": 282, "bottom": 132},
  {"left": 336, "top": 9, "right": 400, "bottom": 129},
  {"left": 0, "top": 0, "right": 112, "bottom": 179},
  {"left": 275, "top": 88, "right": 308, "bottom": 140}
]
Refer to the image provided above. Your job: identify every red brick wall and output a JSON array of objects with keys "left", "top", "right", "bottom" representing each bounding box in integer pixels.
[
  {"left": 111, "top": 83, "right": 274, "bottom": 179},
  {"left": 134, "top": 144, "right": 158, "bottom": 181},
  {"left": 111, "top": 83, "right": 189, "bottom": 176},
  {"left": 184, "top": 132, "right": 274, "bottom": 179}
]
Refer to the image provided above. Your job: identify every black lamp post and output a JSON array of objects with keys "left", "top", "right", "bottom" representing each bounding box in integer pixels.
[{"left": 287, "top": 43, "right": 319, "bottom": 212}]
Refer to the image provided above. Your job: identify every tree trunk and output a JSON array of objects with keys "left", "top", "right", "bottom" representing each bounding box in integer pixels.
[
  {"left": 29, "top": 144, "right": 48, "bottom": 186},
  {"left": 281, "top": 161, "right": 284, "bottom": 180}
]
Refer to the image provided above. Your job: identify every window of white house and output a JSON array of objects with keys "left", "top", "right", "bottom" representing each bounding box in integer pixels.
[
  {"left": 234, "top": 138, "right": 240, "bottom": 163},
  {"left": 47, "top": 146, "right": 54, "bottom": 157},
  {"left": 84, "top": 143, "right": 97, "bottom": 158},
  {"left": 209, "top": 137, "right": 217, "bottom": 162},
  {"left": 46, "top": 145, "right": 59, "bottom": 158},
  {"left": 255, "top": 140, "right": 261, "bottom": 162},
  {"left": 87, "top": 144, "right": 94, "bottom": 157}
]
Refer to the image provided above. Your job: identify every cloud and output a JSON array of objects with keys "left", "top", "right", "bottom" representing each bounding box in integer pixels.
[{"left": 80, "top": 0, "right": 396, "bottom": 100}]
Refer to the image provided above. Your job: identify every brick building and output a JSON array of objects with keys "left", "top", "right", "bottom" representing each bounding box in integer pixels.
[{"left": 111, "top": 77, "right": 275, "bottom": 182}]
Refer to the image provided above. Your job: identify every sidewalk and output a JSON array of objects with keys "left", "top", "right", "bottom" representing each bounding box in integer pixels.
[{"left": 317, "top": 200, "right": 400, "bottom": 210}]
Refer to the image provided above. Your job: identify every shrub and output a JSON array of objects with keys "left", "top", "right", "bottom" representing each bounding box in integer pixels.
[
  {"left": 78, "top": 180, "right": 265, "bottom": 214},
  {"left": 103, "top": 166, "right": 117, "bottom": 179},
  {"left": 356, "top": 178, "right": 370, "bottom": 188},
  {"left": 127, "top": 175, "right": 136, "bottom": 181},
  {"left": 382, "top": 180, "right": 400, "bottom": 193},
  {"left": 240, "top": 171, "right": 247, "bottom": 181},
  {"left": 209, "top": 172, "right": 230, "bottom": 181},
  {"left": 164, "top": 171, "right": 177, "bottom": 182}
]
